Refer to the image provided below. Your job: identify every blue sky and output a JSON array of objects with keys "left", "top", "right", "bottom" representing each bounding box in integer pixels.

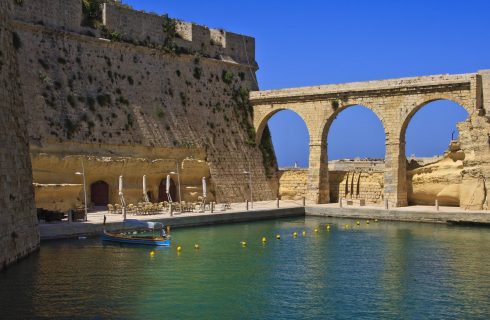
[{"left": 124, "top": 0, "right": 489, "bottom": 167}]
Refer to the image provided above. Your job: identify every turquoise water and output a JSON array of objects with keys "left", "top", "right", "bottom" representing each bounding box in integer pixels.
[{"left": 1, "top": 217, "right": 490, "bottom": 319}]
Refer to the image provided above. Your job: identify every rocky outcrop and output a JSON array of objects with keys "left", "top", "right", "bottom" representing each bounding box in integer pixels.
[{"left": 407, "top": 142, "right": 465, "bottom": 206}]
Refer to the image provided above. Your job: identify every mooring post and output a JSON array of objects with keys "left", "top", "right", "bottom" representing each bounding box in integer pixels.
[
  {"left": 169, "top": 203, "right": 173, "bottom": 216},
  {"left": 384, "top": 199, "right": 389, "bottom": 210},
  {"left": 68, "top": 210, "right": 73, "bottom": 223},
  {"left": 302, "top": 197, "right": 306, "bottom": 207},
  {"left": 211, "top": 202, "right": 214, "bottom": 213},
  {"left": 276, "top": 198, "right": 279, "bottom": 208},
  {"left": 246, "top": 200, "right": 249, "bottom": 211},
  {"left": 339, "top": 198, "right": 342, "bottom": 208},
  {"left": 435, "top": 199, "right": 439, "bottom": 211}
]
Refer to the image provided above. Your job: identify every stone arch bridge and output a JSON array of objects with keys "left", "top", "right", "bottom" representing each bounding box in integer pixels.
[{"left": 250, "top": 70, "right": 490, "bottom": 206}]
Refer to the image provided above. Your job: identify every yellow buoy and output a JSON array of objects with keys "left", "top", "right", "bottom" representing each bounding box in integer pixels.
[
  {"left": 302, "top": 230, "right": 306, "bottom": 237},
  {"left": 366, "top": 220, "right": 370, "bottom": 224},
  {"left": 194, "top": 244, "right": 200, "bottom": 250},
  {"left": 375, "top": 219, "right": 378, "bottom": 222},
  {"left": 314, "top": 228, "right": 318, "bottom": 233},
  {"left": 177, "top": 246, "right": 182, "bottom": 252},
  {"left": 262, "top": 237, "right": 267, "bottom": 243},
  {"left": 356, "top": 221, "right": 360, "bottom": 226},
  {"left": 276, "top": 234, "right": 281, "bottom": 240},
  {"left": 326, "top": 224, "right": 331, "bottom": 230},
  {"left": 293, "top": 232, "right": 298, "bottom": 237},
  {"left": 240, "top": 241, "right": 247, "bottom": 247},
  {"left": 150, "top": 251, "right": 155, "bottom": 257}
]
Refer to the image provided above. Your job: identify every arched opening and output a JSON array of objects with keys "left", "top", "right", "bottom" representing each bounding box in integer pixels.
[
  {"left": 263, "top": 109, "right": 310, "bottom": 200},
  {"left": 158, "top": 177, "right": 177, "bottom": 202},
  {"left": 90, "top": 180, "right": 109, "bottom": 206},
  {"left": 326, "top": 105, "right": 386, "bottom": 204},
  {"left": 404, "top": 100, "right": 469, "bottom": 157},
  {"left": 265, "top": 109, "right": 310, "bottom": 168},
  {"left": 402, "top": 100, "right": 469, "bottom": 207}
]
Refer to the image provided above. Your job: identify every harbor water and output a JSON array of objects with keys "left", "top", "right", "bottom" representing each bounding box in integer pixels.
[{"left": 1, "top": 217, "right": 490, "bottom": 319}]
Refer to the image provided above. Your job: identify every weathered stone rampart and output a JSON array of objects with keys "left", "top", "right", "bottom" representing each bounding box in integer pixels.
[
  {"left": 10, "top": 0, "right": 275, "bottom": 209},
  {"left": 278, "top": 169, "right": 384, "bottom": 204},
  {"left": 0, "top": 0, "right": 39, "bottom": 271},
  {"left": 12, "top": 0, "right": 82, "bottom": 32},
  {"left": 102, "top": 3, "right": 255, "bottom": 66}
]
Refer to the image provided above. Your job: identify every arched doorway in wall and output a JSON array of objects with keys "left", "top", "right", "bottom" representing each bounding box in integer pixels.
[
  {"left": 259, "top": 109, "right": 310, "bottom": 200},
  {"left": 90, "top": 180, "right": 109, "bottom": 206},
  {"left": 402, "top": 99, "right": 469, "bottom": 207},
  {"left": 326, "top": 105, "right": 386, "bottom": 204},
  {"left": 158, "top": 177, "right": 177, "bottom": 202}
]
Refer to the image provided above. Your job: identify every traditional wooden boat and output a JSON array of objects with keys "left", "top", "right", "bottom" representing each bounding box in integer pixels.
[{"left": 102, "top": 219, "right": 171, "bottom": 246}]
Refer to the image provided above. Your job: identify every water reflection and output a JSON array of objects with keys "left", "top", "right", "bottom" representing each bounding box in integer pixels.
[{"left": 1, "top": 218, "right": 489, "bottom": 319}]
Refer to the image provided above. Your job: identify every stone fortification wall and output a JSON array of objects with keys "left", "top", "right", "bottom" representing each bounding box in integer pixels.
[
  {"left": 0, "top": 0, "right": 39, "bottom": 271},
  {"left": 102, "top": 3, "right": 256, "bottom": 66},
  {"left": 12, "top": 0, "right": 276, "bottom": 206},
  {"left": 329, "top": 171, "right": 384, "bottom": 204},
  {"left": 278, "top": 169, "right": 384, "bottom": 204},
  {"left": 12, "top": 0, "right": 82, "bottom": 32},
  {"left": 278, "top": 170, "right": 308, "bottom": 200}
]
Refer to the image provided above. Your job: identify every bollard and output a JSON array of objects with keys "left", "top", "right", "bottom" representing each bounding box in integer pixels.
[
  {"left": 246, "top": 200, "right": 249, "bottom": 211},
  {"left": 122, "top": 207, "right": 127, "bottom": 221},
  {"left": 211, "top": 202, "right": 214, "bottom": 213},
  {"left": 339, "top": 198, "right": 342, "bottom": 208},
  {"left": 435, "top": 199, "right": 439, "bottom": 211},
  {"left": 302, "top": 197, "right": 306, "bottom": 207},
  {"left": 68, "top": 210, "right": 73, "bottom": 223},
  {"left": 170, "top": 203, "right": 173, "bottom": 216},
  {"left": 384, "top": 199, "right": 389, "bottom": 210},
  {"left": 276, "top": 198, "right": 279, "bottom": 208}
]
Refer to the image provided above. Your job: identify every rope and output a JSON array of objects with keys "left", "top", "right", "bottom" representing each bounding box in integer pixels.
[{"left": 281, "top": 200, "right": 305, "bottom": 206}]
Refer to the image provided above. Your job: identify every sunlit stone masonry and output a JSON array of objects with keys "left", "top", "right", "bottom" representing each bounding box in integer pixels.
[
  {"left": 251, "top": 71, "right": 490, "bottom": 208},
  {"left": 0, "top": 0, "right": 39, "bottom": 271}
]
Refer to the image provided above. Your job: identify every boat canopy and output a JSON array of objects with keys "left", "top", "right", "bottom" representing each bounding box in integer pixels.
[{"left": 124, "top": 219, "right": 164, "bottom": 230}]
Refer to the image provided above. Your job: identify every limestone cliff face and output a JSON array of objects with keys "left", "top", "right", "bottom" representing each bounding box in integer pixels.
[
  {"left": 457, "top": 117, "right": 490, "bottom": 210},
  {"left": 12, "top": 0, "right": 277, "bottom": 207},
  {"left": 0, "top": 0, "right": 39, "bottom": 270},
  {"left": 407, "top": 143, "right": 465, "bottom": 206},
  {"left": 31, "top": 143, "right": 212, "bottom": 211}
]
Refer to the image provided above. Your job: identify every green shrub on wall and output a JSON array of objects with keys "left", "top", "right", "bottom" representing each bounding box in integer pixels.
[{"left": 82, "top": 0, "right": 104, "bottom": 28}]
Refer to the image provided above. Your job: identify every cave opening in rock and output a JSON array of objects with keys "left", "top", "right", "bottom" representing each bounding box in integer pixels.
[
  {"left": 158, "top": 177, "right": 177, "bottom": 202},
  {"left": 90, "top": 180, "right": 109, "bottom": 207}
]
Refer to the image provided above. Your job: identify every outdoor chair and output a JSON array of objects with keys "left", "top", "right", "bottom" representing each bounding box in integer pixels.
[
  {"left": 127, "top": 204, "right": 136, "bottom": 215},
  {"left": 107, "top": 204, "right": 115, "bottom": 214}
]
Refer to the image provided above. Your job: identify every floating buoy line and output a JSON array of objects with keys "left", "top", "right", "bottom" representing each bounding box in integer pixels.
[{"left": 158, "top": 220, "right": 381, "bottom": 255}]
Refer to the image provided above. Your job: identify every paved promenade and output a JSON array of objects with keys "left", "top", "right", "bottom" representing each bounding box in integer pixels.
[
  {"left": 306, "top": 203, "right": 490, "bottom": 224},
  {"left": 39, "top": 200, "right": 490, "bottom": 240},
  {"left": 40, "top": 200, "right": 305, "bottom": 240}
]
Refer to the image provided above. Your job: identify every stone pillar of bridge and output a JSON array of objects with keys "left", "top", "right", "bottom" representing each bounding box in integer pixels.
[
  {"left": 307, "top": 140, "right": 329, "bottom": 204},
  {"left": 384, "top": 139, "right": 408, "bottom": 207}
]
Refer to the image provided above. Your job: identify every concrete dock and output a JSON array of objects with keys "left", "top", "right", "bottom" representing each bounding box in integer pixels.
[{"left": 39, "top": 201, "right": 490, "bottom": 240}]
